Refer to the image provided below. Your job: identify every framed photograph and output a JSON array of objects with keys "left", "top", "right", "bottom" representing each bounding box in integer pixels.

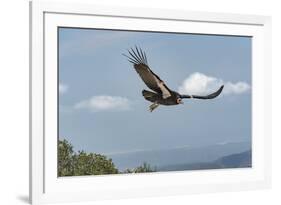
[{"left": 30, "top": 1, "right": 271, "bottom": 204}]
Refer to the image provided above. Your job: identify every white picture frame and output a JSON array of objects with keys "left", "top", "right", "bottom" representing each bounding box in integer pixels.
[{"left": 30, "top": 1, "right": 272, "bottom": 204}]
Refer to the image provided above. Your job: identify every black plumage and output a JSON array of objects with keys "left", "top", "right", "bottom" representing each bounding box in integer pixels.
[{"left": 123, "top": 47, "right": 224, "bottom": 112}]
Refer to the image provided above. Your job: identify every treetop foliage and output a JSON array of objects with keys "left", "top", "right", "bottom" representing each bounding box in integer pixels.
[{"left": 58, "top": 139, "right": 155, "bottom": 177}]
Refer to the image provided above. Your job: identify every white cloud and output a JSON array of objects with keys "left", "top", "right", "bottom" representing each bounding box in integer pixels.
[
  {"left": 223, "top": 81, "right": 250, "bottom": 95},
  {"left": 59, "top": 83, "right": 68, "bottom": 94},
  {"left": 178, "top": 72, "right": 250, "bottom": 96},
  {"left": 74, "top": 95, "right": 131, "bottom": 112}
]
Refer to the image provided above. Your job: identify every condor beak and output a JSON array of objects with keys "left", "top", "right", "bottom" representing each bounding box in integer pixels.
[{"left": 177, "top": 98, "right": 184, "bottom": 104}]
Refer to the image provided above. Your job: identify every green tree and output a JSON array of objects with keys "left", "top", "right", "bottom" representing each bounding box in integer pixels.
[
  {"left": 133, "top": 162, "right": 156, "bottom": 173},
  {"left": 72, "top": 151, "right": 118, "bottom": 176},
  {"left": 58, "top": 139, "right": 118, "bottom": 176},
  {"left": 58, "top": 139, "right": 75, "bottom": 176},
  {"left": 58, "top": 139, "right": 156, "bottom": 176},
  {"left": 123, "top": 162, "right": 156, "bottom": 173}
]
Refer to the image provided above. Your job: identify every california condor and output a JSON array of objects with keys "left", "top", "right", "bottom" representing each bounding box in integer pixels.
[{"left": 123, "top": 47, "right": 224, "bottom": 112}]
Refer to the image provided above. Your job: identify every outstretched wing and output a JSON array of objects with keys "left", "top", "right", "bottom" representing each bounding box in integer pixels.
[
  {"left": 180, "top": 85, "right": 224, "bottom": 99},
  {"left": 123, "top": 47, "right": 172, "bottom": 99}
]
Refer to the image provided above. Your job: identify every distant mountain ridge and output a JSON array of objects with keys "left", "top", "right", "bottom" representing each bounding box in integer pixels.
[
  {"left": 158, "top": 150, "right": 251, "bottom": 171},
  {"left": 107, "top": 141, "right": 251, "bottom": 171},
  {"left": 215, "top": 150, "right": 251, "bottom": 168}
]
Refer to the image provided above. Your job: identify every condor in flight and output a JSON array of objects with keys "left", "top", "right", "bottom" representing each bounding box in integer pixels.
[{"left": 124, "top": 47, "right": 224, "bottom": 112}]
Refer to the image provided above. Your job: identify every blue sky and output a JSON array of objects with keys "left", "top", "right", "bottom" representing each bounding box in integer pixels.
[{"left": 58, "top": 27, "right": 251, "bottom": 155}]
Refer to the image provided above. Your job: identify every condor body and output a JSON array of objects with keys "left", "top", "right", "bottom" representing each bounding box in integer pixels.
[{"left": 123, "top": 47, "right": 224, "bottom": 112}]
